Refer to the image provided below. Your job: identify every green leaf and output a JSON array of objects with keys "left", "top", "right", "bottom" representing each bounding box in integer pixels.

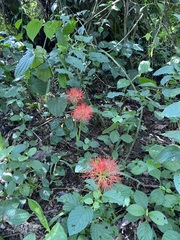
[
  {"left": 44, "top": 20, "right": 61, "bottom": 39},
  {"left": 126, "top": 204, "right": 145, "bottom": 217},
  {"left": 15, "top": 49, "right": 35, "bottom": 78},
  {"left": 149, "top": 211, "right": 168, "bottom": 225},
  {"left": 150, "top": 189, "right": 164, "bottom": 205},
  {"left": 117, "top": 78, "right": 131, "bottom": 89},
  {"left": 66, "top": 56, "right": 85, "bottom": 72},
  {"left": 28, "top": 199, "right": 50, "bottom": 232},
  {"left": 107, "top": 92, "right": 123, "bottom": 98},
  {"left": 7, "top": 209, "right": 30, "bottom": 226},
  {"left": 56, "top": 29, "right": 67, "bottom": 47},
  {"left": 139, "top": 77, "right": 157, "bottom": 87},
  {"left": 47, "top": 97, "right": 67, "bottom": 117},
  {"left": 110, "top": 130, "right": 120, "bottom": 143},
  {"left": 162, "top": 230, "right": 180, "bottom": 240},
  {"left": 57, "top": 192, "right": 81, "bottom": 211},
  {"left": 102, "top": 189, "right": 125, "bottom": 205},
  {"left": 27, "top": 147, "right": 37, "bottom": 157},
  {"left": 162, "top": 88, "right": 180, "bottom": 98},
  {"left": 28, "top": 77, "right": 48, "bottom": 96},
  {"left": 155, "top": 145, "right": 180, "bottom": 171},
  {"left": 90, "top": 223, "right": 115, "bottom": 240},
  {"left": 102, "top": 123, "right": 119, "bottom": 134},
  {"left": 23, "top": 233, "right": 36, "bottom": 240},
  {"left": 75, "top": 35, "right": 93, "bottom": 43},
  {"left": 148, "top": 145, "right": 164, "bottom": 159},
  {"left": 39, "top": 187, "right": 51, "bottom": 201},
  {"left": 67, "top": 206, "right": 93, "bottom": 236},
  {"left": 120, "top": 134, "right": 133, "bottom": 143},
  {"left": 162, "top": 131, "right": 180, "bottom": 143},
  {"left": 134, "top": 190, "right": 148, "bottom": 209},
  {"left": 12, "top": 170, "right": 25, "bottom": 184},
  {"left": 137, "top": 222, "right": 153, "bottom": 240},
  {"left": 63, "top": 19, "right": 76, "bottom": 35},
  {"left": 162, "top": 101, "right": 180, "bottom": 118},
  {"left": 153, "top": 65, "right": 174, "bottom": 76},
  {"left": 89, "top": 52, "right": 109, "bottom": 63},
  {"left": 138, "top": 61, "right": 153, "bottom": 74},
  {"left": 32, "top": 46, "right": 47, "bottom": 68},
  {"left": 45, "top": 222, "right": 67, "bottom": 240},
  {"left": 26, "top": 19, "right": 43, "bottom": 42},
  {"left": 15, "top": 19, "right": 22, "bottom": 29},
  {"left": 174, "top": 170, "right": 180, "bottom": 194},
  {"left": 35, "top": 66, "right": 52, "bottom": 81}
]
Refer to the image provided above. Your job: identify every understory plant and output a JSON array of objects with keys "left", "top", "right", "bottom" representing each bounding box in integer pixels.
[{"left": 0, "top": 1, "right": 180, "bottom": 239}]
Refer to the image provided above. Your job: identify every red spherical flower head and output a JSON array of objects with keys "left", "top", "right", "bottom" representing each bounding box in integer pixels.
[
  {"left": 71, "top": 103, "right": 93, "bottom": 122},
  {"left": 82, "top": 156, "right": 121, "bottom": 191},
  {"left": 66, "top": 88, "right": 84, "bottom": 103}
]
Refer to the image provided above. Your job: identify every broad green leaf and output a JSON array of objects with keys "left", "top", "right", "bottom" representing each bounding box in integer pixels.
[
  {"left": 110, "top": 130, "right": 120, "bottom": 143},
  {"left": 39, "top": 187, "right": 51, "bottom": 201},
  {"left": 47, "top": 97, "right": 67, "bottom": 117},
  {"left": 32, "top": 46, "right": 47, "bottom": 68},
  {"left": 44, "top": 20, "right": 61, "bottom": 39},
  {"left": 149, "top": 211, "right": 168, "bottom": 225},
  {"left": 163, "top": 194, "right": 179, "bottom": 208},
  {"left": 138, "top": 61, "right": 153, "bottom": 74},
  {"left": 162, "top": 101, "right": 180, "bottom": 118},
  {"left": 15, "top": 49, "right": 35, "bottom": 78},
  {"left": 134, "top": 190, "right": 148, "bottom": 209},
  {"left": 90, "top": 223, "right": 116, "bottom": 240},
  {"left": 162, "top": 230, "right": 180, "bottom": 240},
  {"left": 89, "top": 52, "right": 109, "bottom": 63},
  {"left": 56, "top": 29, "right": 67, "bottom": 47},
  {"left": 45, "top": 222, "right": 67, "bottom": 240},
  {"left": 75, "top": 35, "right": 93, "bottom": 43},
  {"left": 153, "top": 65, "right": 174, "bottom": 76},
  {"left": 137, "top": 222, "right": 153, "bottom": 240},
  {"left": 28, "top": 77, "right": 48, "bottom": 96},
  {"left": 120, "top": 134, "right": 133, "bottom": 143},
  {"left": 12, "top": 170, "right": 25, "bottom": 184},
  {"left": 63, "top": 19, "right": 76, "bottom": 35},
  {"left": 148, "top": 145, "right": 164, "bottom": 159},
  {"left": 57, "top": 192, "right": 81, "bottom": 211},
  {"left": 28, "top": 199, "right": 50, "bottom": 232},
  {"left": 126, "top": 204, "right": 145, "bottom": 217},
  {"left": 66, "top": 56, "right": 85, "bottom": 72},
  {"left": 6, "top": 181, "right": 16, "bottom": 195},
  {"left": 26, "top": 19, "right": 43, "bottom": 42},
  {"left": 162, "top": 88, "right": 180, "bottom": 98},
  {"left": 155, "top": 145, "right": 180, "bottom": 171},
  {"left": 15, "top": 19, "right": 22, "bottom": 29},
  {"left": 8, "top": 209, "right": 30, "bottom": 226},
  {"left": 23, "top": 233, "right": 36, "bottom": 240},
  {"left": 117, "top": 78, "right": 131, "bottom": 89},
  {"left": 102, "top": 189, "right": 124, "bottom": 205},
  {"left": 131, "top": 160, "right": 147, "bottom": 175},
  {"left": 162, "top": 131, "right": 180, "bottom": 143},
  {"left": 67, "top": 206, "right": 93, "bottom": 236},
  {"left": 139, "top": 77, "right": 157, "bottom": 87},
  {"left": 35, "top": 66, "right": 52, "bottom": 81},
  {"left": 174, "top": 170, "right": 180, "bottom": 194}
]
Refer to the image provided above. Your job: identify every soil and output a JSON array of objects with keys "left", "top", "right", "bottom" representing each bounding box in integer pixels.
[{"left": 0, "top": 105, "right": 176, "bottom": 240}]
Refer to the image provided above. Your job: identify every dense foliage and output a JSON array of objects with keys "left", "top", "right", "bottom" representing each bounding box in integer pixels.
[{"left": 0, "top": 0, "right": 180, "bottom": 239}]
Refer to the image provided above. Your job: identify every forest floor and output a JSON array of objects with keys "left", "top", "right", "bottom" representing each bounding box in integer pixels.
[{"left": 0, "top": 105, "right": 174, "bottom": 240}]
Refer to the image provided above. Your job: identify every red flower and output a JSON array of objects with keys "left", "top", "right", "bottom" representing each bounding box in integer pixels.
[
  {"left": 71, "top": 103, "right": 93, "bottom": 122},
  {"left": 82, "top": 156, "right": 121, "bottom": 191},
  {"left": 66, "top": 88, "right": 84, "bottom": 103}
]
